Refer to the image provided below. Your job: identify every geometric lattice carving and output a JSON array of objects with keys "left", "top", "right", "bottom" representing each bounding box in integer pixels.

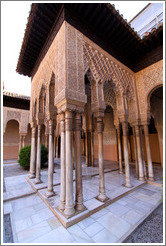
[
  {"left": 103, "top": 82, "right": 116, "bottom": 109},
  {"left": 143, "top": 67, "right": 163, "bottom": 91},
  {"left": 83, "top": 42, "right": 134, "bottom": 96}
]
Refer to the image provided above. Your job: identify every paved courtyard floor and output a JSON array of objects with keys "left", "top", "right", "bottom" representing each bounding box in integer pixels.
[{"left": 3, "top": 159, "right": 163, "bottom": 244}]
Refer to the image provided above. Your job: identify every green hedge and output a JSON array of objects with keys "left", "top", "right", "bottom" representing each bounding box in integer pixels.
[{"left": 18, "top": 144, "right": 48, "bottom": 169}]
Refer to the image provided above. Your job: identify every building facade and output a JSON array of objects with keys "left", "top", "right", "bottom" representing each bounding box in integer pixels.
[{"left": 16, "top": 3, "right": 163, "bottom": 216}]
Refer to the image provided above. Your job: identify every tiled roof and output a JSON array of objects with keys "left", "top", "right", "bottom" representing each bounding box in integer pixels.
[{"left": 3, "top": 91, "right": 30, "bottom": 100}]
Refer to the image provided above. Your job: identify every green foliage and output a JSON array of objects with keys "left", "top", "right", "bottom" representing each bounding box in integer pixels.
[{"left": 18, "top": 144, "right": 48, "bottom": 169}]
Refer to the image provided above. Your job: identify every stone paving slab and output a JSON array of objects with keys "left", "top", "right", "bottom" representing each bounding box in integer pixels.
[
  {"left": 3, "top": 161, "right": 163, "bottom": 243},
  {"left": 33, "top": 169, "right": 146, "bottom": 228},
  {"left": 3, "top": 174, "right": 36, "bottom": 202},
  {"left": 3, "top": 181, "right": 162, "bottom": 243}
]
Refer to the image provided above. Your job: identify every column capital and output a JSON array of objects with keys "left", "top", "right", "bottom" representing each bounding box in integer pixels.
[
  {"left": 75, "top": 113, "right": 81, "bottom": 131},
  {"left": 97, "top": 117, "right": 103, "bottom": 133},
  {"left": 48, "top": 120, "right": 53, "bottom": 135},
  {"left": 65, "top": 110, "right": 72, "bottom": 131},
  {"left": 143, "top": 124, "right": 149, "bottom": 136}
]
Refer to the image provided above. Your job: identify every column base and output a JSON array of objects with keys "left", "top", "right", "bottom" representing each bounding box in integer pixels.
[
  {"left": 64, "top": 206, "right": 75, "bottom": 216},
  {"left": 97, "top": 193, "right": 109, "bottom": 202},
  {"left": 59, "top": 202, "right": 65, "bottom": 211},
  {"left": 123, "top": 183, "right": 133, "bottom": 188},
  {"left": 119, "top": 170, "right": 124, "bottom": 174},
  {"left": 45, "top": 190, "right": 55, "bottom": 198},
  {"left": 139, "top": 177, "right": 145, "bottom": 181},
  {"left": 34, "top": 178, "right": 42, "bottom": 184},
  {"left": 75, "top": 202, "right": 86, "bottom": 212},
  {"left": 28, "top": 173, "right": 35, "bottom": 179},
  {"left": 148, "top": 177, "right": 155, "bottom": 181}
]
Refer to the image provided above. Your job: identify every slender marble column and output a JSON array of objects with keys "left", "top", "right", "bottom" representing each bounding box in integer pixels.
[
  {"left": 19, "top": 135, "right": 22, "bottom": 152},
  {"left": 91, "top": 131, "right": 94, "bottom": 167},
  {"left": 22, "top": 136, "right": 25, "bottom": 148},
  {"left": 140, "top": 126, "right": 147, "bottom": 179},
  {"left": 116, "top": 125, "right": 123, "bottom": 174},
  {"left": 122, "top": 122, "right": 132, "bottom": 188},
  {"left": 85, "top": 131, "right": 88, "bottom": 166},
  {"left": 35, "top": 125, "right": 42, "bottom": 184},
  {"left": 45, "top": 134, "right": 48, "bottom": 148},
  {"left": 29, "top": 126, "right": 36, "bottom": 178},
  {"left": 133, "top": 126, "right": 139, "bottom": 178},
  {"left": 56, "top": 136, "right": 59, "bottom": 158},
  {"left": 135, "top": 125, "right": 145, "bottom": 181},
  {"left": 59, "top": 113, "right": 66, "bottom": 210},
  {"left": 144, "top": 124, "right": 154, "bottom": 181},
  {"left": 97, "top": 117, "right": 108, "bottom": 201},
  {"left": 75, "top": 113, "right": 85, "bottom": 211},
  {"left": 45, "top": 120, "right": 55, "bottom": 197},
  {"left": 64, "top": 111, "right": 75, "bottom": 216}
]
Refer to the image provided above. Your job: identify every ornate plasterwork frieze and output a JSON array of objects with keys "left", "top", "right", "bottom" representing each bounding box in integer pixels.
[{"left": 83, "top": 42, "right": 135, "bottom": 97}]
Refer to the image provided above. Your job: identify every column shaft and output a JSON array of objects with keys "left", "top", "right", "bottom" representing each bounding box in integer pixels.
[
  {"left": 59, "top": 113, "right": 66, "bottom": 210},
  {"left": 132, "top": 127, "right": 139, "bottom": 178},
  {"left": 91, "top": 131, "right": 94, "bottom": 167},
  {"left": 122, "top": 122, "right": 132, "bottom": 188},
  {"left": 22, "top": 136, "right": 25, "bottom": 148},
  {"left": 117, "top": 126, "right": 123, "bottom": 174},
  {"left": 144, "top": 124, "right": 154, "bottom": 181},
  {"left": 97, "top": 117, "right": 108, "bottom": 201},
  {"left": 140, "top": 126, "right": 147, "bottom": 179},
  {"left": 75, "top": 113, "right": 85, "bottom": 211},
  {"left": 64, "top": 111, "right": 75, "bottom": 216},
  {"left": 45, "top": 120, "right": 55, "bottom": 197},
  {"left": 19, "top": 135, "right": 22, "bottom": 152},
  {"left": 35, "top": 125, "right": 42, "bottom": 184},
  {"left": 29, "top": 126, "right": 36, "bottom": 178},
  {"left": 135, "top": 125, "right": 144, "bottom": 181}
]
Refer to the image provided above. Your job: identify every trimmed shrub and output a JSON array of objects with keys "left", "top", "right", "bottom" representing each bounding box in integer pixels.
[{"left": 18, "top": 144, "right": 48, "bottom": 169}]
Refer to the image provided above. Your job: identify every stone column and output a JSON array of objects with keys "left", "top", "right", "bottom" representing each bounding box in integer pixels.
[
  {"left": 143, "top": 124, "right": 154, "bottom": 181},
  {"left": 35, "top": 125, "right": 42, "bottom": 184},
  {"left": 72, "top": 131, "right": 75, "bottom": 169},
  {"left": 64, "top": 111, "right": 75, "bottom": 216},
  {"left": 122, "top": 122, "right": 132, "bottom": 188},
  {"left": 140, "top": 126, "right": 147, "bottom": 179},
  {"left": 22, "top": 136, "right": 25, "bottom": 148},
  {"left": 56, "top": 136, "right": 59, "bottom": 158},
  {"left": 116, "top": 125, "right": 123, "bottom": 174},
  {"left": 85, "top": 131, "right": 88, "bottom": 165},
  {"left": 19, "top": 135, "right": 22, "bottom": 152},
  {"left": 97, "top": 117, "right": 108, "bottom": 201},
  {"left": 132, "top": 126, "right": 139, "bottom": 178},
  {"left": 45, "top": 134, "right": 48, "bottom": 148},
  {"left": 59, "top": 113, "right": 66, "bottom": 210},
  {"left": 135, "top": 125, "right": 144, "bottom": 181},
  {"left": 91, "top": 130, "right": 94, "bottom": 167},
  {"left": 75, "top": 113, "right": 85, "bottom": 211},
  {"left": 45, "top": 120, "right": 55, "bottom": 197},
  {"left": 29, "top": 125, "right": 36, "bottom": 178}
]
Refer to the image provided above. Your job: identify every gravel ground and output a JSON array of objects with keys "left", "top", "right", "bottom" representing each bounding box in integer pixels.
[
  {"left": 4, "top": 214, "right": 14, "bottom": 243},
  {"left": 125, "top": 203, "right": 163, "bottom": 243}
]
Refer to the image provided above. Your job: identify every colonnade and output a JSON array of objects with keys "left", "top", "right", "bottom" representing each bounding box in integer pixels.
[
  {"left": 28, "top": 110, "right": 154, "bottom": 217},
  {"left": 116, "top": 121, "right": 154, "bottom": 182}
]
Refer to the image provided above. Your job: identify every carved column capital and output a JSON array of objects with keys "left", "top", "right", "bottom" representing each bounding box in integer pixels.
[
  {"left": 60, "top": 112, "right": 65, "bottom": 133},
  {"left": 31, "top": 126, "right": 36, "bottom": 138},
  {"left": 75, "top": 113, "right": 81, "bottom": 132},
  {"left": 97, "top": 117, "right": 103, "bottom": 133},
  {"left": 65, "top": 110, "right": 73, "bottom": 131},
  {"left": 37, "top": 125, "right": 41, "bottom": 136},
  {"left": 48, "top": 120, "right": 53, "bottom": 135},
  {"left": 122, "top": 121, "right": 128, "bottom": 136},
  {"left": 143, "top": 124, "right": 149, "bottom": 136}
]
